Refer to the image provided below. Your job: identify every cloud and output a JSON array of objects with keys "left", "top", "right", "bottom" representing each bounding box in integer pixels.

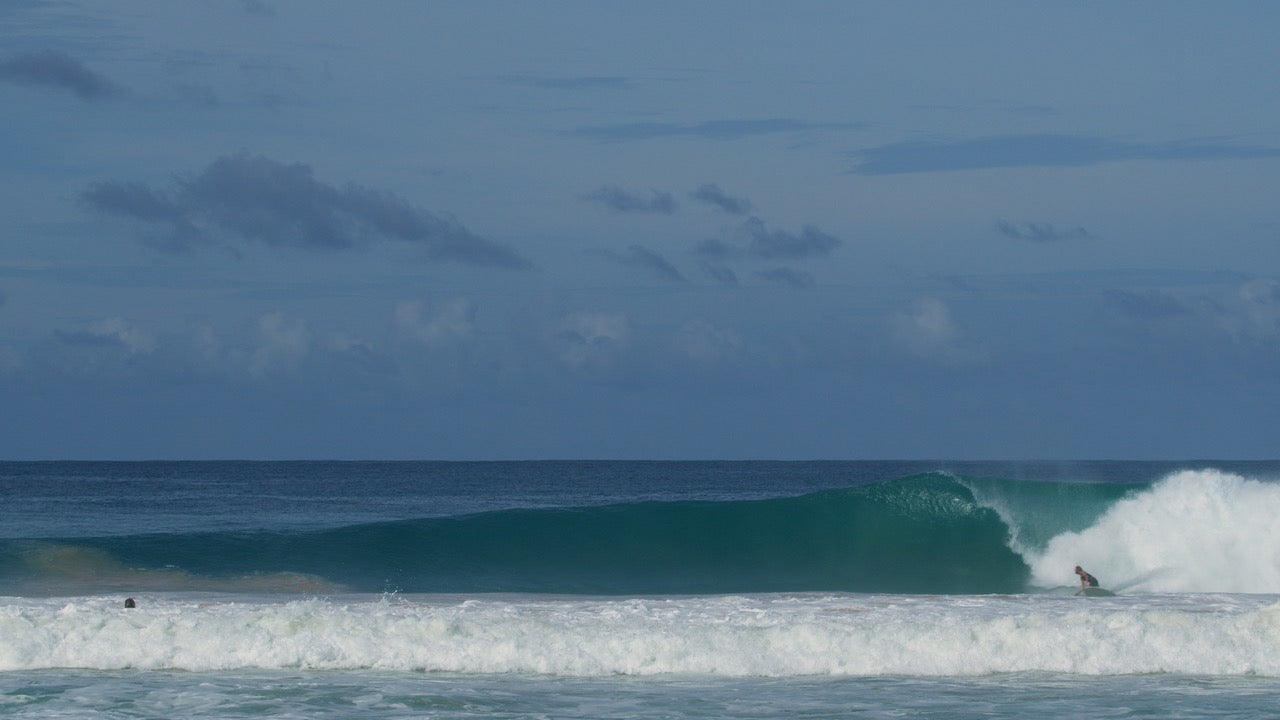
[
  {"left": 241, "top": 0, "right": 277, "bottom": 17},
  {"left": 575, "top": 118, "right": 868, "bottom": 142},
  {"left": 250, "top": 311, "right": 311, "bottom": 378},
  {"left": 742, "top": 219, "right": 840, "bottom": 259},
  {"left": 0, "top": 49, "right": 121, "bottom": 100},
  {"left": 556, "top": 312, "right": 630, "bottom": 372},
  {"left": 607, "top": 245, "right": 686, "bottom": 282},
  {"left": 849, "top": 134, "right": 1280, "bottom": 174},
  {"left": 395, "top": 298, "right": 476, "bottom": 347},
  {"left": 80, "top": 181, "right": 203, "bottom": 250},
  {"left": 1224, "top": 279, "right": 1280, "bottom": 339},
  {"left": 55, "top": 317, "right": 155, "bottom": 355},
  {"left": 890, "top": 298, "right": 986, "bottom": 364},
  {"left": 696, "top": 217, "right": 840, "bottom": 261},
  {"left": 700, "top": 261, "right": 738, "bottom": 286},
  {"left": 756, "top": 267, "right": 814, "bottom": 289},
  {"left": 1104, "top": 289, "right": 1192, "bottom": 320},
  {"left": 673, "top": 319, "right": 742, "bottom": 363},
  {"left": 82, "top": 153, "right": 531, "bottom": 268},
  {"left": 996, "top": 219, "right": 1090, "bottom": 242},
  {"left": 691, "top": 184, "right": 752, "bottom": 215},
  {"left": 501, "top": 74, "right": 633, "bottom": 91},
  {"left": 584, "top": 185, "right": 676, "bottom": 214}
]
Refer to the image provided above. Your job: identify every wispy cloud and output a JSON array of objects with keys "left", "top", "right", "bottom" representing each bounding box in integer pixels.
[
  {"left": 241, "top": 0, "right": 277, "bottom": 18},
  {"left": 501, "top": 74, "right": 633, "bottom": 91},
  {"left": 584, "top": 185, "right": 677, "bottom": 214},
  {"left": 607, "top": 245, "right": 686, "bottom": 282},
  {"left": 691, "top": 184, "right": 752, "bottom": 215},
  {"left": 395, "top": 298, "right": 476, "bottom": 347},
  {"left": 849, "top": 134, "right": 1280, "bottom": 174},
  {"left": 756, "top": 267, "right": 814, "bottom": 289},
  {"left": 1104, "top": 289, "right": 1192, "bottom": 320},
  {"left": 576, "top": 118, "right": 868, "bottom": 142},
  {"left": 996, "top": 219, "right": 1090, "bottom": 242},
  {"left": 0, "top": 49, "right": 121, "bottom": 100},
  {"left": 700, "top": 261, "right": 738, "bottom": 286},
  {"left": 889, "top": 298, "right": 986, "bottom": 364},
  {"left": 695, "top": 217, "right": 840, "bottom": 261},
  {"left": 83, "top": 153, "right": 532, "bottom": 268}
]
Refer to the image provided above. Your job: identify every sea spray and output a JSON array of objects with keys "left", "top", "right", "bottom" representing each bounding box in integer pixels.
[{"left": 1027, "top": 470, "right": 1280, "bottom": 593}]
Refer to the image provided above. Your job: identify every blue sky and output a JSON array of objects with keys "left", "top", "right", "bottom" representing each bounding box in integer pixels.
[{"left": 2, "top": 1, "right": 1279, "bottom": 459}]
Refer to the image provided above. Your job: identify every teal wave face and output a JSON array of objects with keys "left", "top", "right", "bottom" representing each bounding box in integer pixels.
[{"left": 3, "top": 474, "right": 1032, "bottom": 595}]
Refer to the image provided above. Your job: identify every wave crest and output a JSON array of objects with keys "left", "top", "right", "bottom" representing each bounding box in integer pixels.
[{"left": 1028, "top": 469, "right": 1280, "bottom": 593}]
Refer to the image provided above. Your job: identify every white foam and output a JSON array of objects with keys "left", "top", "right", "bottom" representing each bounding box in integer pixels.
[
  {"left": 3, "top": 592, "right": 1280, "bottom": 677},
  {"left": 1028, "top": 470, "right": 1280, "bottom": 593}
]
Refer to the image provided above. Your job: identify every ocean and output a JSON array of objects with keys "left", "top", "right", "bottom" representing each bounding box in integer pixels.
[{"left": 2, "top": 460, "right": 1279, "bottom": 718}]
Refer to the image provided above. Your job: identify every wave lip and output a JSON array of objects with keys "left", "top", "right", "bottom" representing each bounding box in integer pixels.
[{"left": 4, "top": 594, "right": 1280, "bottom": 677}]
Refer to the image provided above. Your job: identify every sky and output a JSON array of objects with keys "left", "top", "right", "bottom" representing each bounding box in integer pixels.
[{"left": 2, "top": 1, "right": 1279, "bottom": 460}]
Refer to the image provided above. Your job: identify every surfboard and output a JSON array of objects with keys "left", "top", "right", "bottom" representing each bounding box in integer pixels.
[{"left": 1080, "top": 587, "right": 1115, "bottom": 597}]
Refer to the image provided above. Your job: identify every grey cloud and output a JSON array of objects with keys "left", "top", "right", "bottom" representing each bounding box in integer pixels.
[
  {"left": 584, "top": 185, "right": 677, "bottom": 214},
  {"left": 691, "top": 184, "right": 752, "bottom": 215},
  {"left": 700, "top": 261, "right": 738, "bottom": 286},
  {"left": 82, "top": 181, "right": 187, "bottom": 225},
  {"left": 694, "top": 218, "right": 841, "bottom": 262},
  {"left": 241, "top": 0, "right": 277, "bottom": 17},
  {"left": 575, "top": 118, "right": 868, "bottom": 142},
  {"left": 81, "top": 180, "right": 205, "bottom": 250},
  {"left": 693, "top": 238, "right": 736, "bottom": 260},
  {"left": 756, "top": 267, "right": 815, "bottom": 289},
  {"left": 0, "top": 49, "right": 120, "bottom": 100},
  {"left": 849, "top": 134, "right": 1280, "bottom": 174},
  {"left": 607, "top": 245, "right": 686, "bottom": 282},
  {"left": 739, "top": 217, "right": 839, "bottom": 260},
  {"left": 996, "top": 219, "right": 1089, "bottom": 242},
  {"left": 502, "top": 75, "right": 633, "bottom": 91},
  {"left": 54, "top": 330, "right": 127, "bottom": 349},
  {"left": 83, "top": 153, "right": 531, "bottom": 268},
  {"left": 1105, "top": 289, "right": 1192, "bottom": 320}
]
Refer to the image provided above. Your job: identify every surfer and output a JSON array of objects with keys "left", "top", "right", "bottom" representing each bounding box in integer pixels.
[
  {"left": 124, "top": 597, "right": 136, "bottom": 608},
  {"left": 1074, "top": 566, "right": 1098, "bottom": 595}
]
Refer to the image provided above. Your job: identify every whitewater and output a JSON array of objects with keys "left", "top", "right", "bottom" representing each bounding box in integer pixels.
[
  {"left": 5, "top": 592, "right": 1280, "bottom": 676},
  {"left": 1020, "top": 469, "right": 1280, "bottom": 593},
  {"left": 3, "top": 460, "right": 1280, "bottom": 719}
]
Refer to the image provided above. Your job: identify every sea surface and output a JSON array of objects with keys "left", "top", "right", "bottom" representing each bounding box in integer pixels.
[{"left": 2, "top": 460, "right": 1280, "bottom": 718}]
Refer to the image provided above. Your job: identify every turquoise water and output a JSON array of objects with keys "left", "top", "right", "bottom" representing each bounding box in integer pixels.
[{"left": 3, "top": 461, "right": 1280, "bottom": 718}]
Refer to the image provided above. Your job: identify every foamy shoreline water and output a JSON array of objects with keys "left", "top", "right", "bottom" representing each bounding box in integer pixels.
[{"left": 5, "top": 591, "right": 1280, "bottom": 677}]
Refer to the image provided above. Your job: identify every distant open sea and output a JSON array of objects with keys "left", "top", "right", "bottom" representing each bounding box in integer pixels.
[{"left": 3, "top": 460, "right": 1280, "bottom": 719}]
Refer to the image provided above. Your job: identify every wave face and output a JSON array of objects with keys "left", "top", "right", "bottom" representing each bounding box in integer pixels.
[
  {"left": 4, "top": 474, "right": 1028, "bottom": 595},
  {"left": 5, "top": 594, "right": 1280, "bottom": 676},
  {"left": 5, "top": 467, "right": 1280, "bottom": 596}
]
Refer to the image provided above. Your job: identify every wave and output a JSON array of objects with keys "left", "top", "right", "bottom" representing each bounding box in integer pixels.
[
  {"left": 1, "top": 474, "right": 1027, "bottom": 595},
  {"left": 4, "top": 594, "right": 1280, "bottom": 676},
  {"left": 4, "top": 469, "right": 1279, "bottom": 596}
]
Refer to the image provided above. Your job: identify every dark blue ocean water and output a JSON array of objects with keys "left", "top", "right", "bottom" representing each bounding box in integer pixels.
[{"left": 3, "top": 460, "right": 1280, "bottom": 718}]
